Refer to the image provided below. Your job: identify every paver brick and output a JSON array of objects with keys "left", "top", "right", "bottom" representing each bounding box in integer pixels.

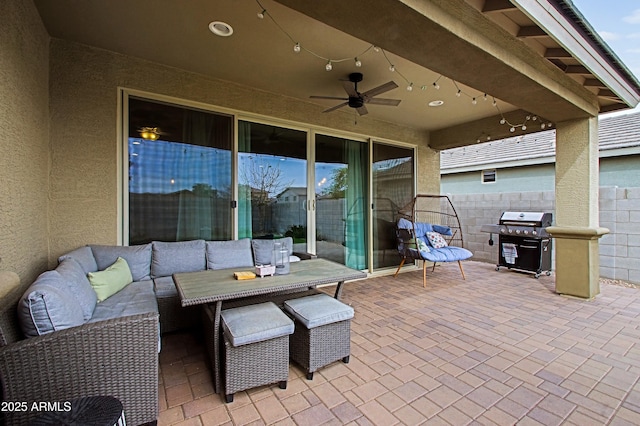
[{"left": 157, "top": 261, "right": 640, "bottom": 425}]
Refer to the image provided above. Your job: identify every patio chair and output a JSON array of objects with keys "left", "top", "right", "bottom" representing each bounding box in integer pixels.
[{"left": 394, "top": 194, "right": 472, "bottom": 287}]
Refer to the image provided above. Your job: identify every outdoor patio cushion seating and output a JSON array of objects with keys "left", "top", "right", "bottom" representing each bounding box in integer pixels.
[
  {"left": 58, "top": 245, "right": 98, "bottom": 274},
  {"left": 52, "top": 258, "right": 97, "bottom": 320},
  {"left": 90, "top": 243, "right": 153, "bottom": 281},
  {"left": 206, "top": 238, "right": 255, "bottom": 270},
  {"left": 0, "top": 271, "right": 159, "bottom": 426},
  {"left": 151, "top": 239, "right": 206, "bottom": 277},
  {"left": 284, "top": 293, "right": 354, "bottom": 380},
  {"left": 394, "top": 200, "right": 473, "bottom": 287},
  {"left": 251, "top": 237, "right": 299, "bottom": 265},
  {"left": 17, "top": 271, "right": 86, "bottom": 338},
  {"left": 220, "top": 302, "right": 294, "bottom": 403}
]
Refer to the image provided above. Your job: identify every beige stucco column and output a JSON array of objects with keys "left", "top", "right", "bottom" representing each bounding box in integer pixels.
[{"left": 547, "top": 117, "right": 608, "bottom": 299}]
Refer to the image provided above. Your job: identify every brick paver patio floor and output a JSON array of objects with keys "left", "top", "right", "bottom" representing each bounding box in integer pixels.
[{"left": 158, "top": 261, "right": 640, "bottom": 425}]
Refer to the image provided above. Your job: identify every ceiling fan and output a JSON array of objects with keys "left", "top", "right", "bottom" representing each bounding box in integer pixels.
[{"left": 310, "top": 72, "right": 401, "bottom": 116}]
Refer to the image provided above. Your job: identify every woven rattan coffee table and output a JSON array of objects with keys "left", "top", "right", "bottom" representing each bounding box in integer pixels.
[{"left": 173, "top": 258, "right": 366, "bottom": 393}]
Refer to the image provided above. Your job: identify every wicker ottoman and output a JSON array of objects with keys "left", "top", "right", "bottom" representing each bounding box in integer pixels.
[
  {"left": 284, "top": 293, "right": 354, "bottom": 380},
  {"left": 220, "top": 302, "right": 294, "bottom": 403}
]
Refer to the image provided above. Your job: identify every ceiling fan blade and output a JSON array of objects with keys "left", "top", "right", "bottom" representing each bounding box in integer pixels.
[
  {"left": 322, "top": 102, "right": 349, "bottom": 113},
  {"left": 366, "top": 98, "right": 401, "bottom": 106},
  {"left": 310, "top": 95, "right": 349, "bottom": 100},
  {"left": 341, "top": 80, "right": 359, "bottom": 97},
  {"left": 356, "top": 105, "right": 369, "bottom": 115},
  {"left": 361, "top": 81, "right": 398, "bottom": 98}
]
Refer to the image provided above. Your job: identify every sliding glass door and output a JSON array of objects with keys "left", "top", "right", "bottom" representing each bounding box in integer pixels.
[
  {"left": 126, "top": 95, "right": 414, "bottom": 271},
  {"left": 315, "top": 134, "right": 368, "bottom": 270},
  {"left": 237, "top": 121, "right": 308, "bottom": 248},
  {"left": 372, "top": 143, "right": 415, "bottom": 269}
]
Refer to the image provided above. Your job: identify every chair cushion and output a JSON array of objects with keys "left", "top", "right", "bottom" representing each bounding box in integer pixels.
[
  {"left": 221, "top": 302, "right": 294, "bottom": 347},
  {"left": 397, "top": 218, "right": 453, "bottom": 238},
  {"left": 88, "top": 257, "right": 133, "bottom": 302},
  {"left": 18, "top": 271, "right": 86, "bottom": 338},
  {"left": 91, "top": 244, "right": 152, "bottom": 281},
  {"left": 89, "top": 280, "right": 158, "bottom": 323},
  {"left": 151, "top": 240, "right": 206, "bottom": 277},
  {"left": 55, "top": 258, "right": 97, "bottom": 320},
  {"left": 153, "top": 276, "right": 177, "bottom": 299},
  {"left": 206, "top": 239, "right": 254, "bottom": 270},
  {"left": 251, "top": 238, "right": 293, "bottom": 265},
  {"left": 284, "top": 293, "right": 354, "bottom": 329},
  {"left": 58, "top": 246, "right": 98, "bottom": 274},
  {"left": 422, "top": 246, "right": 473, "bottom": 263}
]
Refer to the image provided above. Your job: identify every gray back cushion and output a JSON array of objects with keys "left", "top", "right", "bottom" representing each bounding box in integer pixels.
[
  {"left": 206, "top": 239, "right": 254, "bottom": 270},
  {"left": 18, "top": 271, "right": 85, "bottom": 338},
  {"left": 58, "top": 246, "right": 98, "bottom": 274},
  {"left": 251, "top": 237, "right": 293, "bottom": 266},
  {"left": 90, "top": 244, "right": 152, "bottom": 281},
  {"left": 151, "top": 240, "right": 206, "bottom": 278},
  {"left": 55, "top": 259, "right": 97, "bottom": 320}
]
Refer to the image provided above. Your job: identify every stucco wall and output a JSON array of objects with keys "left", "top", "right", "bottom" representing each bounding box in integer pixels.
[
  {"left": 0, "top": 0, "right": 50, "bottom": 283},
  {"left": 48, "top": 40, "right": 432, "bottom": 264}
]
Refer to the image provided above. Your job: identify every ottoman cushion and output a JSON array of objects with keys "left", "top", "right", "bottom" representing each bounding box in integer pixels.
[
  {"left": 284, "top": 294, "right": 354, "bottom": 329},
  {"left": 221, "top": 302, "right": 293, "bottom": 347}
]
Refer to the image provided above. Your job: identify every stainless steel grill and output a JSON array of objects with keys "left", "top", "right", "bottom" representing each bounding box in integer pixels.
[{"left": 481, "top": 212, "right": 552, "bottom": 278}]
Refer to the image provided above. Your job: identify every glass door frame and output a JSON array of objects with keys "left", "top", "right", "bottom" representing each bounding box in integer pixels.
[
  {"left": 368, "top": 139, "right": 417, "bottom": 273},
  {"left": 121, "top": 90, "right": 417, "bottom": 273}
]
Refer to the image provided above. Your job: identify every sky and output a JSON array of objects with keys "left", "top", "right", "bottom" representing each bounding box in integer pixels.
[{"left": 571, "top": 0, "right": 640, "bottom": 116}]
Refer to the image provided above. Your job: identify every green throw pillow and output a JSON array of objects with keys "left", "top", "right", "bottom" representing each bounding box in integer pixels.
[
  {"left": 416, "top": 237, "right": 430, "bottom": 253},
  {"left": 88, "top": 257, "right": 133, "bottom": 302}
]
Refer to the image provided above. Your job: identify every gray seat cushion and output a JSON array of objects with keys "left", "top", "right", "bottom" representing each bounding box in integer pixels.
[
  {"left": 153, "top": 276, "right": 177, "bottom": 299},
  {"left": 284, "top": 294, "right": 354, "bottom": 329},
  {"left": 90, "top": 244, "right": 152, "bottom": 281},
  {"left": 251, "top": 237, "right": 293, "bottom": 265},
  {"left": 89, "top": 280, "right": 158, "bottom": 323},
  {"left": 58, "top": 246, "right": 98, "bottom": 274},
  {"left": 151, "top": 240, "right": 206, "bottom": 278},
  {"left": 221, "top": 302, "right": 293, "bottom": 347},
  {"left": 55, "top": 258, "right": 97, "bottom": 320},
  {"left": 18, "top": 271, "right": 86, "bottom": 338},
  {"left": 206, "top": 239, "right": 254, "bottom": 270}
]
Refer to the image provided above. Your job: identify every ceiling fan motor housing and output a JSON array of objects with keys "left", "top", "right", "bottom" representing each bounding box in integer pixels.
[{"left": 348, "top": 97, "right": 364, "bottom": 108}]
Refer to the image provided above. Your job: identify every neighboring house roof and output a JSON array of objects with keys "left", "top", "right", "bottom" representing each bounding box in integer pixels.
[
  {"left": 441, "top": 111, "right": 640, "bottom": 174},
  {"left": 276, "top": 187, "right": 307, "bottom": 198}
]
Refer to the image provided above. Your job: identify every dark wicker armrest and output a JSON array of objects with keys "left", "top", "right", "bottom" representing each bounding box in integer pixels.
[
  {"left": 293, "top": 251, "right": 317, "bottom": 260},
  {"left": 0, "top": 312, "right": 159, "bottom": 426}
]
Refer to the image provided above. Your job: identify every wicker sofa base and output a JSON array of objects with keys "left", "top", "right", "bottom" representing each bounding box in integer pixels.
[
  {"left": 289, "top": 319, "right": 351, "bottom": 380},
  {"left": 157, "top": 295, "right": 200, "bottom": 334},
  {"left": 223, "top": 334, "right": 289, "bottom": 403}
]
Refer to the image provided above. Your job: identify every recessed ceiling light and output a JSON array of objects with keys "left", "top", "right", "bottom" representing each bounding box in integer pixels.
[
  {"left": 428, "top": 100, "right": 444, "bottom": 107},
  {"left": 209, "top": 21, "right": 233, "bottom": 37}
]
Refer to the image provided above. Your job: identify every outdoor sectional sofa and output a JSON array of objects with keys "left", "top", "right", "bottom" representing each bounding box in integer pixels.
[{"left": 0, "top": 237, "right": 297, "bottom": 426}]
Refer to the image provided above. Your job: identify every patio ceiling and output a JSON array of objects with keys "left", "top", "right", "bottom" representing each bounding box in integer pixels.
[{"left": 34, "top": 0, "right": 640, "bottom": 149}]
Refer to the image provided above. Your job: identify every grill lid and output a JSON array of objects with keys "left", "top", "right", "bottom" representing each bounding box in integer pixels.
[
  {"left": 499, "top": 211, "right": 552, "bottom": 227},
  {"left": 500, "top": 212, "right": 544, "bottom": 223}
]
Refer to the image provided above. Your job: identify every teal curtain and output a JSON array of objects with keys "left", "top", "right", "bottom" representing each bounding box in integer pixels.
[
  {"left": 177, "top": 111, "right": 214, "bottom": 240},
  {"left": 238, "top": 122, "right": 252, "bottom": 239},
  {"left": 345, "top": 140, "right": 368, "bottom": 270}
]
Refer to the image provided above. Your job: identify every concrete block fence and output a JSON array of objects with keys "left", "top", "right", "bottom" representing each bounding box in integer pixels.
[{"left": 447, "top": 186, "right": 640, "bottom": 285}]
